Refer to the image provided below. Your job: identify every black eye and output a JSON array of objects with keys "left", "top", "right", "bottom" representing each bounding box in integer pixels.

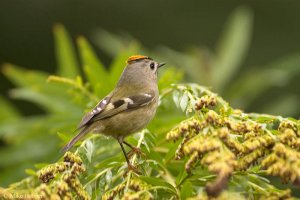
[{"left": 150, "top": 62, "right": 155, "bottom": 70}]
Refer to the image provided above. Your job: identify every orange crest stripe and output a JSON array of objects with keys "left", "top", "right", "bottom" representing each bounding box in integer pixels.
[{"left": 126, "top": 55, "right": 152, "bottom": 64}]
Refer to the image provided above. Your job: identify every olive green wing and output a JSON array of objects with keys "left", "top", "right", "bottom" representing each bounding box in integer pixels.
[
  {"left": 77, "top": 94, "right": 112, "bottom": 129},
  {"left": 90, "top": 91, "right": 155, "bottom": 121}
]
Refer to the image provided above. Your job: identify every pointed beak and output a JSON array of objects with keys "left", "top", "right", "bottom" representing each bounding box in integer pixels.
[{"left": 158, "top": 63, "right": 166, "bottom": 68}]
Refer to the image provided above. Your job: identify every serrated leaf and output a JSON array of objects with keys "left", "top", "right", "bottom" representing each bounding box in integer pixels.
[
  {"left": 180, "top": 91, "right": 189, "bottom": 112},
  {"left": 139, "top": 176, "right": 177, "bottom": 195},
  {"left": 172, "top": 90, "right": 181, "bottom": 108},
  {"left": 84, "top": 140, "right": 94, "bottom": 163},
  {"left": 180, "top": 181, "right": 194, "bottom": 199},
  {"left": 105, "top": 169, "right": 112, "bottom": 185}
]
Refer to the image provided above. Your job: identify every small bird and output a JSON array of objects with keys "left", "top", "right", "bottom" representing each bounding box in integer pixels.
[{"left": 62, "top": 55, "right": 165, "bottom": 171}]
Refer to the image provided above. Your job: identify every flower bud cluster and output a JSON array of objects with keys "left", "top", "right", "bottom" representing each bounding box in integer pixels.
[
  {"left": 205, "top": 110, "right": 262, "bottom": 134},
  {"left": 188, "top": 191, "right": 246, "bottom": 200},
  {"left": 202, "top": 150, "right": 237, "bottom": 197},
  {"left": 36, "top": 152, "right": 90, "bottom": 200},
  {"left": 237, "top": 148, "right": 266, "bottom": 170},
  {"left": 62, "top": 173, "right": 89, "bottom": 200},
  {"left": 195, "top": 95, "right": 217, "bottom": 110},
  {"left": 166, "top": 118, "right": 203, "bottom": 142},
  {"left": 38, "top": 152, "right": 84, "bottom": 183},
  {"left": 166, "top": 118, "right": 205, "bottom": 159},
  {"left": 242, "top": 135, "right": 274, "bottom": 153},
  {"left": 262, "top": 143, "right": 300, "bottom": 184},
  {"left": 278, "top": 120, "right": 299, "bottom": 134},
  {"left": 216, "top": 127, "right": 244, "bottom": 154},
  {"left": 260, "top": 189, "right": 292, "bottom": 200},
  {"left": 279, "top": 128, "right": 300, "bottom": 150},
  {"left": 103, "top": 178, "right": 152, "bottom": 200}
]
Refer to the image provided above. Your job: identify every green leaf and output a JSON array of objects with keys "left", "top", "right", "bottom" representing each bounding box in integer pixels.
[
  {"left": 0, "top": 96, "right": 20, "bottom": 121},
  {"left": 10, "top": 87, "right": 81, "bottom": 114},
  {"left": 77, "top": 36, "right": 109, "bottom": 96},
  {"left": 158, "top": 66, "right": 184, "bottom": 90},
  {"left": 172, "top": 90, "right": 181, "bottom": 108},
  {"left": 213, "top": 6, "right": 253, "bottom": 90},
  {"left": 180, "top": 91, "right": 189, "bottom": 112},
  {"left": 2, "top": 63, "right": 49, "bottom": 87},
  {"left": 139, "top": 176, "right": 177, "bottom": 195},
  {"left": 3, "top": 64, "right": 82, "bottom": 114},
  {"left": 25, "top": 169, "right": 36, "bottom": 176},
  {"left": 180, "top": 181, "right": 194, "bottom": 199},
  {"left": 57, "top": 132, "right": 72, "bottom": 143},
  {"left": 53, "top": 23, "right": 79, "bottom": 78}
]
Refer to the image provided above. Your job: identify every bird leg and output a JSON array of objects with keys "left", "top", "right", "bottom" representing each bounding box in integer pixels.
[
  {"left": 117, "top": 137, "right": 141, "bottom": 175},
  {"left": 123, "top": 141, "right": 146, "bottom": 159}
]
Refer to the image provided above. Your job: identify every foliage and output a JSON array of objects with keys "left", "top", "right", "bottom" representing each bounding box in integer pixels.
[
  {"left": 0, "top": 8, "right": 300, "bottom": 199},
  {"left": 0, "top": 22, "right": 183, "bottom": 187},
  {"left": 1, "top": 81, "right": 300, "bottom": 199}
]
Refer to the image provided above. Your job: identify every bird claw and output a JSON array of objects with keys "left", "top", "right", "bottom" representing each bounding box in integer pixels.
[
  {"left": 123, "top": 163, "right": 141, "bottom": 177},
  {"left": 127, "top": 147, "right": 146, "bottom": 159}
]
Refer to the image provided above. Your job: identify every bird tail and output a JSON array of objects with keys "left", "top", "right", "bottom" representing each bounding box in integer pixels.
[{"left": 61, "top": 126, "right": 90, "bottom": 153}]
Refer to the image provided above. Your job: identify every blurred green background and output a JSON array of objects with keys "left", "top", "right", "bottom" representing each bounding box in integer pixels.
[
  {"left": 0, "top": 0, "right": 300, "bottom": 187},
  {"left": 1, "top": 0, "right": 300, "bottom": 117}
]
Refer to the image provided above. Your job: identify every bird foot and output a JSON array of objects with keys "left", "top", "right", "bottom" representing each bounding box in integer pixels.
[
  {"left": 123, "top": 163, "right": 141, "bottom": 177},
  {"left": 127, "top": 147, "right": 146, "bottom": 159}
]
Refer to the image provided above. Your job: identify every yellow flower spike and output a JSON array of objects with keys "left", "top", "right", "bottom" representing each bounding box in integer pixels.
[
  {"left": 195, "top": 95, "right": 217, "bottom": 110},
  {"left": 103, "top": 178, "right": 152, "bottom": 200},
  {"left": 243, "top": 135, "right": 274, "bottom": 153},
  {"left": 183, "top": 136, "right": 220, "bottom": 156},
  {"left": 56, "top": 181, "right": 70, "bottom": 197},
  {"left": 279, "top": 128, "right": 300, "bottom": 149},
  {"left": 49, "top": 193, "right": 61, "bottom": 200},
  {"left": 238, "top": 148, "right": 266, "bottom": 170},
  {"left": 103, "top": 183, "right": 126, "bottom": 200},
  {"left": 185, "top": 152, "right": 199, "bottom": 173},
  {"left": 64, "top": 175, "right": 90, "bottom": 200},
  {"left": 205, "top": 110, "right": 220, "bottom": 125},
  {"left": 217, "top": 127, "right": 230, "bottom": 139},
  {"left": 201, "top": 150, "right": 236, "bottom": 197},
  {"left": 261, "top": 143, "right": 300, "bottom": 184},
  {"left": 244, "top": 131, "right": 261, "bottom": 140},
  {"left": 166, "top": 118, "right": 204, "bottom": 142},
  {"left": 36, "top": 183, "right": 51, "bottom": 197},
  {"left": 166, "top": 129, "right": 181, "bottom": 141},
  {"left": 63, "top": 151, "right": 83, "bottom": 165},
  {"left": 279, "top": 120, "right": 298, "bottom": 133}
]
